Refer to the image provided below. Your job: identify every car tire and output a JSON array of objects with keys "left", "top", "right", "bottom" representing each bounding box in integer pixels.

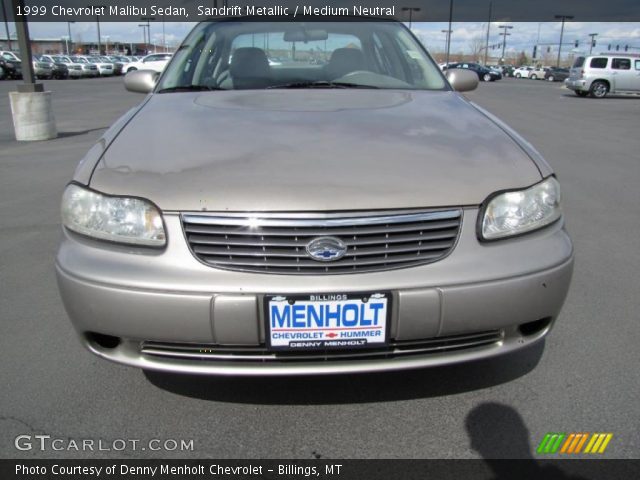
[
  {"left": 127, "top": 67, "right": 137, "bottom": 73},
  {"left": 574, "top": 91, "right": 589, "bottom": 97},
  {"left": 590, "top": 81, "right": 609, "bottom": 98},
  {"left": 547, "top": 76, "right": 554, "bottom": 82},
  {"left": 515, "top": 73, "right": 521, "bottom": 78},
  {"left": 483, "top": 73, "right": 491, "bottom": 82},
  {"left": 530, "top": 74, "right": 537, "bottom": 80}
]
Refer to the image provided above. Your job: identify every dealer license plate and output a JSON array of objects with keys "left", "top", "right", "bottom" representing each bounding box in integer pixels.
[{"left": 265, "top": 293, "right": 390, "bottom": 350}]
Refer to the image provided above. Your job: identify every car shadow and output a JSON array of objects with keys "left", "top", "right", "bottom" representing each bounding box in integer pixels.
[
  {"left": 56, "top": 127, "right": 108, "bottom": 138},
  {"left": 467, "top": 403, "right": 591, "bottom": 479},
  {"left": 144, "top": 340, "right": 545, "bottom": 405},
  {"left": 561, "top": 93, "right": 640, "bottom": 100}
]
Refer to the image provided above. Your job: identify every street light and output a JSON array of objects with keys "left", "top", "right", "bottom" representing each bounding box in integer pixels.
[
  {"left": 102, "top": 35, "right": 110, "bottom": 55},
  {"left": 66, "top": 21, "right": 75, "bottom": 55},
  {"left": 401, "top": 7, "right": 421, "bottom": 30},
  {"left": 484, "top": 1, "right": 493, "bottom": 65},
  {"left": 90, "top": 5, "right": 106, "bottom": 55},
  {"left": 138, "top": 24, "right": 148, "bottom": 55},
  {"left": 441, "top": 29, "right": 452, "bottom": 61},
  {"left": 1, "top": 0, "right": 12, "bottom": 51},
  {"left": 588, "top": 33, "right": 598, "bottom": 55},
  {"left": 498, "top": 25, "right": 513, "bottom": 65},
  {"left": 555, "top": 15, "right": 574, "bottom": 67},
  {"left": 445, "top": 0, "right": 454, "bottom": 66},
  {"left": 141, "top": 16, "right": 155, "bottom": 53},
  {"left": 62, "top": 36, "right": 70, "bottom": 56}
]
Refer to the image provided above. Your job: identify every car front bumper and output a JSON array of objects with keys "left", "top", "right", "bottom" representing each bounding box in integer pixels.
[{"left": 56, "top": 208, "right": 573, "bottom": 375}]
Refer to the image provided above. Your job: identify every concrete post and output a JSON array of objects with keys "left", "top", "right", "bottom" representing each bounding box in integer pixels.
[
  {"left": 9, "top": 90, "right": 57, "bottom": 141},
  {"left": 10, "top": 0, "right": 57, "bottom": 141}
]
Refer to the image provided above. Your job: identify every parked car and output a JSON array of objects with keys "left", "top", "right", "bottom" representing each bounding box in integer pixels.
[
  {"left": 30, "top": 57, "right": 54, "bottom": 79},
  {"left": 51, "top": 56, "right": 84, "bottom": 78},
  {"left": 513, "top": 66, "right": 533, "bottom": 78},
  {"left": 566, "top": 54, "right": 640, "bottom": 98},
  {"left": 0, "top": 51, "right": 22, "bottom": 79},
  {"left": 56, "top": 18, "right": 573, "bottom": 376},
  {"left": 107, "top": 55, "right": 130, "bottom": 75},
  {"left": 529, "top": 66, "right": 551, "bottom": 80},
  {"left": 487, "top": 65, "right": 504, "bottom": 76},
  {"left": 489, "top": 64, "right": 514, "bottom": 77},
  {"left": 447, "top": 62, "right": 501, "bottom": 81},
  {"left": 38, "top": 55, "right": 70, "bottom": 79},
  {"left": 70, "top": 56, "right": 100, "bottom": 77},
  {"left": 124, "top": 53, "right": 173, "bottom": 74},
  {"left": 544, "top": 67, "right": 570, "bottom": 82},
  {"left": 85, "top": 56, "right": 115, "bottom": 76}
]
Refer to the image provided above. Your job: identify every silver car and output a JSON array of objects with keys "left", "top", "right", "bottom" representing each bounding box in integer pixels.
[
  {"left": 56, "top": 19, "right": 573, "bottom": 376},
  {"left": 566, "top": 54, "right": 640, "bottom": 98}
]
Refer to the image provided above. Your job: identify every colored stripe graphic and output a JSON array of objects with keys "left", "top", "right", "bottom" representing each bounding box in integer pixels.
[
  {"left": 584, "top": 433, "right": 613, "bottom": 454},
  {"left": 539, "top": 433, "right": 613, "bottom": 454},
  {"left": 537, "top": 433, "right": 565, "bottom": 454}
]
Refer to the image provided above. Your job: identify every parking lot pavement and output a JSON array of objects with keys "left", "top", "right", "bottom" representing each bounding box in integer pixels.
[{"left": 1, "top": 77, "right": 638, "bottom": 459}]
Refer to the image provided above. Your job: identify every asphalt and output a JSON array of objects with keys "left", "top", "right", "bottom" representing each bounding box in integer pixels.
[{"left": 0, "top": 76, "right": 638, "bottom": 460}]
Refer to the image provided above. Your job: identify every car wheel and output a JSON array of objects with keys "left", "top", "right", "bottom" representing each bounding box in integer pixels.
[
  {"left": 530, "top": 74, "right": 537, "bottom": 80},
  {"left": 127, "top": 67, "right": 137, "bottom": 73},
  {"left": 590, "top": 81, "right": 609, "bottom": 98},
  {"left": 515, "top": 73, "right": 521, "bottom": 78},
  {"left": 574, "top": 90, "right": 589, "bottom": 97},
  {"left": 483, "top": 73, "right": 491, "bottom": 82},
  {"left": 547, "top": 76, "right": 554, "bottom": 82}
]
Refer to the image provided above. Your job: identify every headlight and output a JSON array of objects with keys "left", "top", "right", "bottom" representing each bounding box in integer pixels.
[
  {"left": 61, "top": 184, "right": 166, "bottom": 247},
  {"left": 480, "top": 177, "right": 562, "bottom": 240}
]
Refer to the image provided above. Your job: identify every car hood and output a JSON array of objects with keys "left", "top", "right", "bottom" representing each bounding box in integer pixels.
[{"left": 91, "top": 90, "right": 543, "bottom": 212}]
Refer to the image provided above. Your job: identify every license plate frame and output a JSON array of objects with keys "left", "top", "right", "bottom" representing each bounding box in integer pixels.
[{"left": 264, "top": 292, "right": 391, "bottom": 351}]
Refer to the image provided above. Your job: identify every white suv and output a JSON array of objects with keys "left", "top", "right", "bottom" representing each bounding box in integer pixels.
[
  {"left": 566, "top": 54, "right": 640, "bottom": 98},
  {"left": 124, "top": 53, "right": 173, "bottom": 74}
]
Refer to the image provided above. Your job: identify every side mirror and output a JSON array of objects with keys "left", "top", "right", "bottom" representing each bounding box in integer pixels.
[
  {"left": 445, "top": 68, "right": 479, "bottom": 92},
  {"left": 124, "top": 70, "right": 158, "bottom": 94}
]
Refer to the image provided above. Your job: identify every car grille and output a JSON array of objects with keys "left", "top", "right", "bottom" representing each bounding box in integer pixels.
[
  {"left": 181, "top": 209, "right": 462, "bottom": 274},
  {"left": 140, "top": 330, "right": 503, "bottom": 363}
]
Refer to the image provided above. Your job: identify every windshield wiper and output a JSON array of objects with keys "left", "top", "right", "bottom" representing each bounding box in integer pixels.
[
  {"left": 267, "top": 81, "right": 378, "bottom": 89},
  {"left": 157, "top": 85, "right": 226, "bottom": 93}
]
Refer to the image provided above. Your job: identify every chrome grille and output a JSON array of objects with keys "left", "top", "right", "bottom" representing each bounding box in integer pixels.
[
  {"left": 140, "top": 330, "right": 503, "bottom": 362},
  {"left": 182, "top": 210, "right": 462, "bottom": 274}
]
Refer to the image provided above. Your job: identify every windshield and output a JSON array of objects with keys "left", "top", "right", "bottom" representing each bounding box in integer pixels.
[
  {"left": 72, "top": 57, "right": 88, "bottom": 64},
  {"left": 158, "top": 20, "right": 446, "bottom": 92}
]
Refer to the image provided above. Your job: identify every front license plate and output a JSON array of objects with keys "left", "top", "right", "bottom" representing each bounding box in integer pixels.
[{"left": 265, "top": 293, "right": 390, "bottom": 350}]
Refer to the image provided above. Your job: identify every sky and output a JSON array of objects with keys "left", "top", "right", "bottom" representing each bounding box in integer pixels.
[{"left": 6, "top": 21, "right": 640, "bottom": 57}]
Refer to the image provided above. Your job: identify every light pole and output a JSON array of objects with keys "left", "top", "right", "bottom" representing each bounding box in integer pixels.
[
  {"left": 588, "top": 33, "right": 598, "bottom": 55},
  {"left": 484, "top": 1, "right": 492, "bottom": 65},
  {"left": 138, "top": 24, "right": 147, "bottom": 54},
  {"left": 91, "top": 5, "right": 106, "bottom": 55},
  {"left": 441, "top": 29, "right": 452, "bottom": 61},
  {"left": 141, "top": 17, "right": 155, "bottom": 53},
  {"left": 1, "top": 0, "right": 12, "bottom": 51},
  {"left": 445, "top": 0, "right": 454, "bottom": 66},
  {"left": 162, "top": 20, "right": 166, "bottom": 52},
  {"left": 555, "top": 14, "right": 574, "bottom": 67},
  {"left": 102, "top": 35, "right": 110, "bottom": 55},
  {"left": 401, "top": 7, "right": 421, "bottom": 30},
  {"left": 498, "top": 25, "right": 513, "bottom": 64},
  {"left": 66, "top": 21, "right": 75, "bottom": 55}
]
